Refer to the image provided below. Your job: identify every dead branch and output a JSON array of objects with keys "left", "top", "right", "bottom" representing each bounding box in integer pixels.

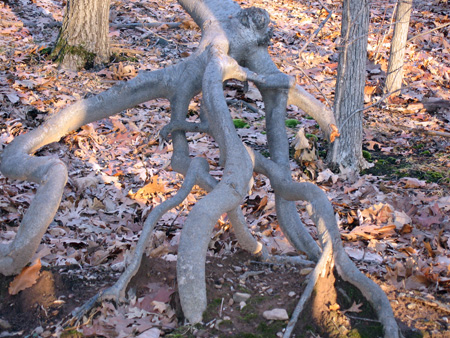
[{"left": 111, "top": 21, "right": 181, "bottom": 29}]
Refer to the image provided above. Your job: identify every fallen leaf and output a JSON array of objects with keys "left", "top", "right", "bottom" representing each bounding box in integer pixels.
[
  {"left": 329, "top": 124, "right": 340, "bottom": 143},
  {"left": 329, "top": 303, "right": 340, "bottom": 311},
  {"left": 400, "top": 177, "right": 426, "bottom": 188},
  {"left": 342, "top": 301, "right": 362, "bottom": 314},
  {"left": 9, "top": 259, "right": 42, "bottom": 295}
]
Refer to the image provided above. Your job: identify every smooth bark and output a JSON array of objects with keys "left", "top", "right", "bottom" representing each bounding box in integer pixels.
[{"left": 385, "top": 0, "right": 413, "bottom": 96}]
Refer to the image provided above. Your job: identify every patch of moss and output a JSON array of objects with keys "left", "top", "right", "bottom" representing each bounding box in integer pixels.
[
  {"left": 233, "top": 118, "right": 250, "bottom": 129},
  {"left": 285, "top": 119, "right": 300, "bottom": 128},
  {"left": 51, "top": 40, "right": 97, "bottom": 69},
  {"left": 60, "top": 330, "right": 84, "bottom": 338},
  {"left": 166, "top": 326, "right": 196, "bottom": 338},
  {"left": 306, "top": 133, "right": 318, "bottom": 141},
  {"left": 362, "top": 150, "right": 372, "bottom": 161},
  {"left": 38, "top": 47, "right": 53, "bottom": 56},
  {"left": 237, "top": 285, "right": 251, "bottom": 293},
  {"left": 203, "top": 298, "right": 223, "bottom": 321},
  {"left": 424, "top": 170, "right": 444, "bottom": 183},
  {"left": 256, "top": 321, "right": 285, "bottom": 337}
]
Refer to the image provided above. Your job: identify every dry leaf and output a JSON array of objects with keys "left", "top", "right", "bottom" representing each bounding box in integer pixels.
[
  {"left": 342, "top": 301, "right": 363, "bottom": 314},
  {"left": 329, "top": 124, "right": 340, "bottom": 143},
  {"left": 292, "top": 128, "right": 316, "bottom": 162},
  {"left": 329, "top": 303, "right": 340, "bottom": 311},
  {"left": 152, "top": 300, "right": 168, "bottom": 313},
  {"left": 128, "top": 176, "right": 167, "bottom": 202},
  {"left": 9, "top": 259, "right": 42, "bottom": 295}
]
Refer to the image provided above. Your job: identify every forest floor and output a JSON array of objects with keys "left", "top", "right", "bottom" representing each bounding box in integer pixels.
[{"left": 1, "top": 0, "right": 450, "bottom": 337}]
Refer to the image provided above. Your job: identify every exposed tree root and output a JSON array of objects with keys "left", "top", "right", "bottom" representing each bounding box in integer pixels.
[{"left": 0, "top": 0, "right": 399, "bottom": 336}]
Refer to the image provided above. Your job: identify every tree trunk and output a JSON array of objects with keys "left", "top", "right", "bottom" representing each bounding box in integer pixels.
[
  {"left": 52, "top": 0, "right": 111, "bottom": 71},
  {"left": 384, "top": 0, "right": 413, "bottom": 96},
  {"left": 327, "top": 0, "right": 370, "bottom": 172}
]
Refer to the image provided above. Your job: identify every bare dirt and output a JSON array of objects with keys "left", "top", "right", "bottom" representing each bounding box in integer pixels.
[{"left": 0, "top": 248, "right": 446, "bottom": 337}]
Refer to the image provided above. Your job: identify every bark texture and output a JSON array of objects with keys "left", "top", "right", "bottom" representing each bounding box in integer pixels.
[
  {"left": 0, "top": 0, "right": 399, "bottom": 336},
  {"left": 385, "top": 0, "right": 413, "bottom": 96},
  {"left": 327, "top": 0, "right": 370, "bottom": 172},
  {"left": 52, "top": 0, "right": 111, "bottom": 70}
]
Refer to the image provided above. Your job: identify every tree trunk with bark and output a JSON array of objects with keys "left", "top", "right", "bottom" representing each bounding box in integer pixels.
[
  {"left": 385, "top": 0, "right": 413, "bottom": 96},
  {"left": 0, "top": 0, "right": 400, "bottom": 336},
  {"left": 51, "top": 0, "right": 111, "bottom": 70},
  {"left": 327, "top": 0, "right": 371, "bottom": 172}
]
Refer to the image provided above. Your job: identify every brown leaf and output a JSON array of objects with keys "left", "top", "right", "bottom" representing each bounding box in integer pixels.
[
  {"left": 128, "top": 176, "right": 167, "bottom": 203},
  {"left": 9, "top": 259, "right": 41, "bottom": 295},
  {"left": 329, "top": 124, "right": 340, "bottom": 143},
  {"left": 329, "top": 303, "right": 340, "bottom": 311},
  {"left": 342, "top": 301, "right": 363, "bottom": 314}
]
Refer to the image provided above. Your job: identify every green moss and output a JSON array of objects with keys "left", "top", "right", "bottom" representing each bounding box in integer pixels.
[
  {"left": 60, "top": 330, "right": 84, "bottom": 338},
  {"left": 362, "top": 150, "right": 372, "bottom": 161},
  {"left": 166, "top": 326, "right": 196, "bottom": 338},
  {"left": 285, "top": 119, "right": 300, "bottom": 128},
  {"left": 305, "top": 116, "right": 314, "bottom": 120},
  {"left": 39, "top": 47, "right": 53, "bottom": 56},
  {"left": 306, "top": 133, "right": 318, "bottom": 141},
  {"left": 238, "top": 285, "right": 251, "bottom": 293},
  {"left": 51, "top": 40, "right": 97, "bottom": 69},
  {"left": 256, "top": 321, "right": 285, "bottom": 337},
  {"left": 424, "top": 170, "right": 443, "bottom": 182},
  {"left": 203, "top": 298, "right": 223, "bottom": 321},
  {"left": 233, "top": 119, "right": 250, "bottom": 129},
  {"left": 420, "top": 150, "right": 431, "bottom": 156}
]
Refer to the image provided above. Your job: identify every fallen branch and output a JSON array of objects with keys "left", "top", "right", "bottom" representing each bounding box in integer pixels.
[
  {"left": 412, "top": 128, "right": 450, "bottom": 138},
  {"left": 111, "top": 21, "right": 181, "bottom": 29}
]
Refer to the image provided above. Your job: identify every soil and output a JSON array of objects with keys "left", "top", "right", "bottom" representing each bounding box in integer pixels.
[{"left": 0, "top": 249, "right": 445, "bottom": 338}]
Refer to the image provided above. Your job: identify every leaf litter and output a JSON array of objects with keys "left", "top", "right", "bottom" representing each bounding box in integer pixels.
[{"left": 0, "top": 0, "right": 450, "bottom": 337}]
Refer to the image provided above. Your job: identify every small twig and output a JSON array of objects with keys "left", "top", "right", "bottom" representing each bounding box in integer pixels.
[
  {"left": 219, "top": 297, "right": 224, "bottom": 317},
  {"left": 373, "top": 2, "right": 397, "bottom": 61},
  {"left": 226, "top": 99, "right": 260, "bottom": 114},
  {"left": 412, "top": 128, "right": 450, "bottom": 138},
  {"left": 297, "top": 0, "right": 332, "bottom": 56},
  {"left": 238, "top": 270, "right": 264, "bottom": 282},
  {"left": 292, "top": 63, "right": 332, "bottom": 108},
  {"left": 111, "top": 47, "right": 145, "bottom": 55},
  {"left": 345, "top": 314, "right": 381, "bottom": 323},
  {"left": 111, "top": 22, "right": 181, "bottom": 29},
  {"left": 408, "top": 21, "right": 450, "bottom": 43}
]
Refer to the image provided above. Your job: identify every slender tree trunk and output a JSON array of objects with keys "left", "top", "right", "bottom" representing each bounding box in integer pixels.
[
  {"left": 52, "top": 0, "right": 111, "bottom": 71},
  {"left": 327, "top": 0, "right": 370, "bottom": 172},
  {"left": 384, "top": 0, "right": 413, "bottom": 96}
]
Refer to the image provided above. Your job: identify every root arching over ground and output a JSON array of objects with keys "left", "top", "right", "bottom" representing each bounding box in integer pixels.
[{"left": 0, "top": 0, "right": 400, "bottom": 336}]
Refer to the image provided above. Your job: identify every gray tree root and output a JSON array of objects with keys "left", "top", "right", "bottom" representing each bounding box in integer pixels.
[{"left": 0, "top": 0, "right": 399, "bottom": 336}]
